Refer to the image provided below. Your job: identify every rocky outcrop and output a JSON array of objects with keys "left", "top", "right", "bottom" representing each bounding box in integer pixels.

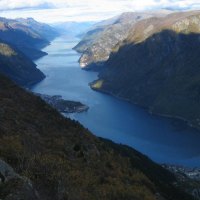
[
  {"left": 74, "top": 10, "right": 172, "bottom": 70},
  {"left": 0, "top": 159, "right": 40, "bottom": 200},
  {"left": 0, "top": 159, "right": 19, "bottom": 181},
  {"left": 91, "top": 10, "right": 200, "bottom": 130}
]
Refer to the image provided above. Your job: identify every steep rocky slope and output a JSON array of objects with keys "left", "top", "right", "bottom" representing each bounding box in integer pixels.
[
  {"left": 74, "top": 10, "right": 171, "bottom": 70},
  {"left": 0, "top": 42, "right": 45, "bottom": 86},
  {"left": 0, "top": 74, "right": 192, "bottom": 200},
  {"left": 0, "top": 17, "right": 58, "bottom": 60},
  {"left": 91, "top": 10, "right": 200, "bottom": 130}
]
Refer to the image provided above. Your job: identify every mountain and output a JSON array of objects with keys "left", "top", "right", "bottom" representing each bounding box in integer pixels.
[
  {"left": 0, "top": 17, "right": 59, "bottom": 86},
  {"left": 74, "top": 10, "right": 172, "bottom": 70},
  {"left": 0, "top": 74, "right": 192, "bottom": 200},
  {"left": 53, "top": 21, "right": 94, "bottom": 36},
  {"left": 0, "top": 41, "right": 45, "bottom": 86},
  {"left": 16, "top": 17, "right": 58, "bottom": 41},
  {"left": 91, "top": 10, "right": 200, "bottom": 130},
  {"left": 0, "top": 17, "right": 58, "bottom": 60}
]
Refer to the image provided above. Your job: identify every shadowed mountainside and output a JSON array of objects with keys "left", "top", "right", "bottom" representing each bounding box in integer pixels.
[
  {"left": 91, "top": 11, "right": 200, "bottom": 130},
  {"left": 0, "top": 17, "right": 58, "bottom": 60},
  {"left": 0, "top": 17, "right": 59, "bottom": 86},
  {"left": 0, "top": 42, "right": 45, "bottom": 86}
]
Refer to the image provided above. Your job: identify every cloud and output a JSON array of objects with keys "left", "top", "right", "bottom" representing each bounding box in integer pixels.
[
  {"left": 0, "top": 0, "right": 199, "bottom": 23},
  {"left": 0, "top": 0, "right": 66, "bottom": 10}
]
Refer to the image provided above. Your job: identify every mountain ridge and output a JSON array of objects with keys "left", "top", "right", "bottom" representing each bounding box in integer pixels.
[
  {"left": 0, "top": 17, "right": 58, "bottom": 60},
  {"left": 90, "top": 10, "right": 200, "bottom": 130},
  {"left": 0, "top": 17, "right": 58, "bottom": 86},
  {"left": 74, "top": 10, "right": 172, "bottom": 70}
]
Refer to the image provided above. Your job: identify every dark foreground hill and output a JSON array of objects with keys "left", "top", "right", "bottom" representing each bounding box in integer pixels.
[{"left": 0, "top": 74, "right": 192, "bottom": 200}]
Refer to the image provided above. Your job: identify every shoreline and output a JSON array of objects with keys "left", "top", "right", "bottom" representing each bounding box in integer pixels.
[
  {"left": 35, "top": 93, "right": 89, "bottom": 114},
  {"left": 90, "top": 84, "right": 200, "bottom": 133}
]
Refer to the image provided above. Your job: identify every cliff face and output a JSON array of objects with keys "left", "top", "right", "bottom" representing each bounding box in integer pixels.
[
  {"left": 0, "top": 42, "right": 45, "bottom": 86},
  {"left": 0, "top": 75, "right": 192, "bottom": 200},
  {"left": 74, "top": 11, "right": 171, "bottom": 70},
  {"left": 91, "top": 11, "right": 200, "bottom": 129},
  {"left": 0, "top": 17, "right": 58, "bottom": 60}
]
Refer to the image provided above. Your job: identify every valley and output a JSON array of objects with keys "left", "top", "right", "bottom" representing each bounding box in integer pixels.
[
  {"left": 32, "top": 35, "right": 200, "bottom": 168},
  {"left": 1, "top": 7, "right": 200, "bottom": 199}
]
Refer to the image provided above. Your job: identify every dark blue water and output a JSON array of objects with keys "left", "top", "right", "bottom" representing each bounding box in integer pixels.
[{"left": 32, "top": 35, "right": 200, "bottom": 167}]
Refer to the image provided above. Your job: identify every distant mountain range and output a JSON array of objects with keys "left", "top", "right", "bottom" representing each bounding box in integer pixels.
[
  {"left": 0, "top": 17, "right": 58, "bottom": 60},
  {"left": 53, "top": 21, "right": 94, "bottom": 36},
  {"left": 0, "top": 17, "right": 58, "bottom": 86}
]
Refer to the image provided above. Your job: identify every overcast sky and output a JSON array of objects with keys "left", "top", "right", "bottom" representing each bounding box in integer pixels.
[{"left": 0, "top": 0, "right": 200, "bottom": 23}]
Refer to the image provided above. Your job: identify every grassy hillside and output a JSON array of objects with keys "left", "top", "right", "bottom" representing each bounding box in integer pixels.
[{"left": 0, "top": 75, "right": 192, "bottom": 200}]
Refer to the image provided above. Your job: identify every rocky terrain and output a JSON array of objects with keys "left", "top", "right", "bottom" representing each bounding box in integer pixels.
[
  {"left": 0, "top": 159, "right": 39, "bottom": 200},
  {"left": 90, "top": 10, "right": 200, "bottom": 130},
  {"left": 74, "top": 10, "right": 172, "bottom": 70},
  {"left": 0, "top": 73, "right": 193, "bottom": 200},
  {"left": 35, "top": 93, "right": 89, "bottom": 113}
]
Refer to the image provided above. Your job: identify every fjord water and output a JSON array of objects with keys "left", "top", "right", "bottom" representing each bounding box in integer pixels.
[{"left": 32, "top": 35, "right": 200, "bottom": 167}]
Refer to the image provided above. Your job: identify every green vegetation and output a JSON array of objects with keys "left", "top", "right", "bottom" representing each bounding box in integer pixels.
[
  {"left": 0, "top": 43, "right": 17, "bottom": 57},
  {"left": 90, "top": 79, "right": 104, "bottom": 89},
  {"left": 0, "top": 75, "right": 192, "bottom": 200}
]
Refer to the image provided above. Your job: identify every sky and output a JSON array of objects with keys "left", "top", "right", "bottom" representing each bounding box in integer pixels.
[{"left": 0, "top": 0, "right": 200, "bottom": 23}]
